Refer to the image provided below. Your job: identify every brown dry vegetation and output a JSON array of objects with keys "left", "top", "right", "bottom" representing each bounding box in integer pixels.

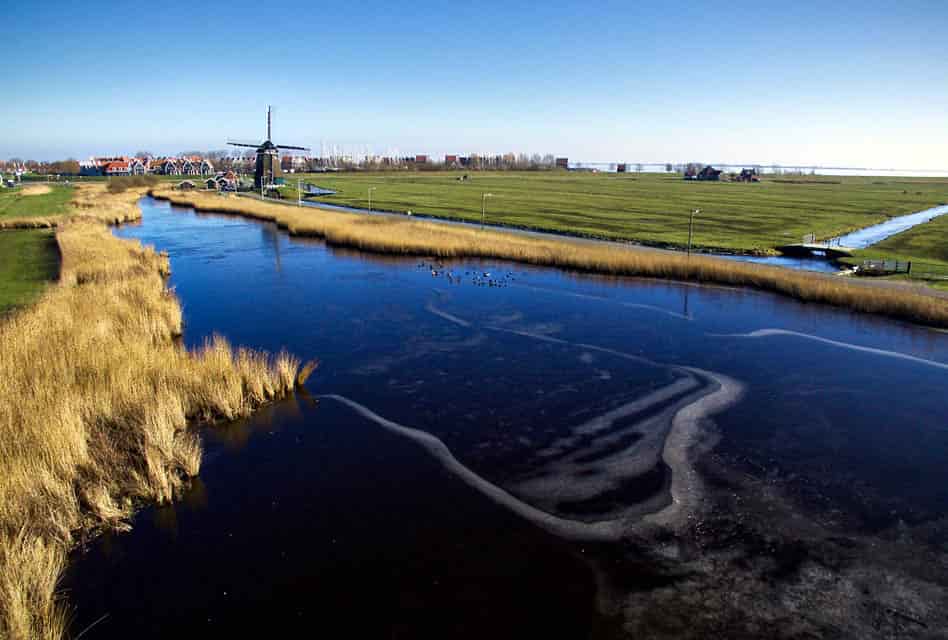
[
  {"left": 0, "top": 218, "right": 306, "bottom": 639},
  {"left": 19, "top": 185, "right": 52, "bottom": 196},
  {"left": 0, "top": 183, "right": 146, "bottom": 229},
  {"left": 153, "top": 188, "right": 948, "bottom": 328}
]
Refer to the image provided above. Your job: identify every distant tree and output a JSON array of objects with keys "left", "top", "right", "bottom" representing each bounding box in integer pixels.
[
  {"left": 636, "top": 163, "right": 644, "bottom": 173},
  {"left": 665, "top": 163, "right": 673, "bottom": 172},
  {"left": 134, "top": 150, "right": 153, "bottom": 159}
]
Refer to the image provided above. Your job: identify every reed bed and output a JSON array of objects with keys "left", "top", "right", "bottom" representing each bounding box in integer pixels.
[
  {"left": 0, "top": 218, "right": 306, "bottom": 639},
  {"left": 154, "top": 188, "right": 948, "bottom": 328}
]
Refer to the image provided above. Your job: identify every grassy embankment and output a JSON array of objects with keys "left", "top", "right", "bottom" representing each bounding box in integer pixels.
[
  {"left": 152, "top": 186, "right": 948, "bottom": 328},
  {"left": 283, "top": 171, "right": 948, "bottom": 253},
  {"left": 0, "top": 189, "right": 312, "bottom": 639}
]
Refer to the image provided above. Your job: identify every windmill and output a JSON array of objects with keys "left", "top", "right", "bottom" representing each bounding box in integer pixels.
[{"left": 227, "top": 106, "right": 309, "bottom": 189}]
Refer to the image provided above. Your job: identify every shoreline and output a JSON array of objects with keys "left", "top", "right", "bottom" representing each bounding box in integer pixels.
[{"left": 150, "top": 188, "right": 948, "bottom": 329}]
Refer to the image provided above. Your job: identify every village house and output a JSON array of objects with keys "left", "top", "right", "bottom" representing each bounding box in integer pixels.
[
  {"left": 130, "top": 158, "right": 148, "bottom": 175},
  {"left": 80, "top": 156, "right": 129, "bottom": 176},
  {"left": 103, "top": 160, "right": 131, "bottom": 177},
  {"left": 180, "top": 156, "right": 214, "bottom": 176},
  {"left": 210, "top": 170, "right": 238, "bottom": 190},
  {"left": 153, "top": 158, "right": 180, "bottom": 175}
]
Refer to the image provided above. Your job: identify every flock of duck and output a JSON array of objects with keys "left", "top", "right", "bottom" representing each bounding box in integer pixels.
[{"left": 416, "top": 261, "right": 517, "bottom": 288}]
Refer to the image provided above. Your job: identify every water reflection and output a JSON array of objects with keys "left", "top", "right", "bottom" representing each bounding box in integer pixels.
[
  {"left": 207, "top": 393, "right": 306, "bottom": 452},
  {"left": 260, "top": 223, "right": 283, "bottom": 273}
]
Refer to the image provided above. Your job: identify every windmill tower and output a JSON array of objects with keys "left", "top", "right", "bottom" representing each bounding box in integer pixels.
[{"left": 227, "top": 106, "right": 309, "bottom": 189}]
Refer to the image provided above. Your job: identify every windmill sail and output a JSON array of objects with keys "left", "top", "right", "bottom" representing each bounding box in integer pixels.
[{"left": 226, "top": 106, "right": 309, "bottom": 189}]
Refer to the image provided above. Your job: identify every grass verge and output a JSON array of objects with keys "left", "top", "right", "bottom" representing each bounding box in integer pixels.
[
  {"left": 0, "top": 185, "right": 74, "bottom": 223},
  {"left": 0, "top": 230, "right": 59, "bottom": 314},
  {"left": 153, "top": 187, "right": 948, "bottom": 328},
  {"left": 0, "top": 217, "right": 311, "bottom": 639}
]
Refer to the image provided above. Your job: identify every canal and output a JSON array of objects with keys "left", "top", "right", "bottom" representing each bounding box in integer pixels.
[{"left": 64, "top": 197, "right": 948, "bottom": 637}]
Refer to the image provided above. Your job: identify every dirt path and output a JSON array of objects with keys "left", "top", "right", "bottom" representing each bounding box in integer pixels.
[{"left": 20, "top": 184, "right": 51, "bottom": 196}]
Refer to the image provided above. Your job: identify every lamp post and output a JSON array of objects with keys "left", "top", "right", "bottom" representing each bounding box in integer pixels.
[
  {"left": 368, "top": 187, "right": 377, "bottom": 213},
  {"left": 481, "top": 192, "right": 493, "bottom": 228},
  {"left": 687, "top": 208, "right": 700, "bottom": 257},
  {"left": 297, "top": 178, "right": 302, "bottom": 207}
]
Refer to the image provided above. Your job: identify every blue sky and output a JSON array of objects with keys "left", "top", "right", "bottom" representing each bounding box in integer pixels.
[{"left": 2, "top": 0, "right": 947, "bottom": 167}]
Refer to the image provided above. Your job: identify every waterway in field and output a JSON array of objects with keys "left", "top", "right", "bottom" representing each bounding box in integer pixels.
[
  {"left": 295, "top": 196, "right": 948, "bottom": 274},
  {"left": 63, "top": 197, "right": 948, "bottom": 638},
  {"left": 834, "top": 204, "right": 948, "bottom": 249}
]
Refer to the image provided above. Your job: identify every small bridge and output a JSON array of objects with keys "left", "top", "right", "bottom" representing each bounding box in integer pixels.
[
  {"left": 777, "top": 233, "right": 854, "bottom": 259},
  {"left": 776, "top": 243, "right": 854, "bottom": 258}
]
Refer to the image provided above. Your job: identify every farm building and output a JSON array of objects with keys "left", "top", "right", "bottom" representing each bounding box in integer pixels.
[
  {"left": 698, "top": 166, "right": 722, "bottom": 181},
  {"left": 684, "top": 165, "right": 723, "bottom": 181},
  {"left": 735, "top": 168, "right": 761, "bottom": 182}
]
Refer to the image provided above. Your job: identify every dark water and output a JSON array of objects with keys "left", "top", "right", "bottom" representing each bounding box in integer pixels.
[{"left": 64, "top": 198, "right": 948, "bottom": 638}]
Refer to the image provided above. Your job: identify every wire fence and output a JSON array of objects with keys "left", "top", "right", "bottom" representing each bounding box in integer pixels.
[{"left": 859, "top": 259, "right": 948, "bottom": 280}]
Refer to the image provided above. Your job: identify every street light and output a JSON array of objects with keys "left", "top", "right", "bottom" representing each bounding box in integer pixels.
[
  {"left": 368, "top": 187, "right": 377, "bottom": 213},
  {"left": 297, "top": 178, "right": 302, "bottom": 207},
  {"left": 481, "top": 192, "right": 493, "bottom": 227},
  {"left": 687, "top": 208, "right": 700, "bottom": 257}
]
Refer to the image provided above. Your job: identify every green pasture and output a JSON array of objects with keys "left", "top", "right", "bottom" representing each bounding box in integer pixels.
[
  {"left": 0, "top": 230, "right": 59, "bottom": 314},
  {"left": 281, "top": 171, "right": 948, "bottom": 253}
]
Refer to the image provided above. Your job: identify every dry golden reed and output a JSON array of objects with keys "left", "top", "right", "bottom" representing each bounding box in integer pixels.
[
  {"left": 0, "top": 183, "right": 146, "bottom": 229},
  {"left": 0, "top": 217, "right": 304, "bottom": 639},
  {"left": 154, "top": 187, "right": 948, "bottom": 328}
]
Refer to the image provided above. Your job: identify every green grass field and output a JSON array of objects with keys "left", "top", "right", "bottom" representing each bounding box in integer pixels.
[
  {"left": 280, "top": 171, "right": 948, "bottom": 254},
  {"left": 0, "top": 184, "right": 74, "bottom": 220},
  {"left": 0, "top": 230, "right": 59, "bottom": 313},
  {"left": 0, "top": 186, "right": 69, "bottom": 313},
  {"left": 860, "top": 213, "right": 948, "bottom": 264},
  {"left": 847, "top": 213, "right": 948, "bottom": 290}
]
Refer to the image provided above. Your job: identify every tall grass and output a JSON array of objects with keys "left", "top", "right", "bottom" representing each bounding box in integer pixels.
[
  {"left": 154, "top": 188, "right": 948, "bottom": 328},
  {"left": 106, "top": 175, "right": 160, "bottom": 194},
  {"left": 0, "top": 183, "right": 145, "bottom": 229},
  {"left": 0, "top": 218, "right": 307, "bottom": 639}
]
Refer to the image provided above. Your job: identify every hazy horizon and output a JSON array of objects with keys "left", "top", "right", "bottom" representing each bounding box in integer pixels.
[{"left": 3, "top": 1, "right": 947, "bottom": 168}]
